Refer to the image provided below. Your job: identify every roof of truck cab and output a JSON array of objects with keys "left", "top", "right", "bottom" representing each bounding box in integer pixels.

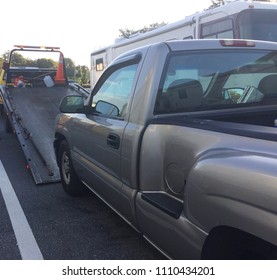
[
  {"left": 109, "top": 39, "right": 277, "bottom": 68},
  {"left": 116, "top": 39, "right": 277, "bottom": 58},
  {"left": 165, "top": 39, "right": 277, "bottom": 51}
]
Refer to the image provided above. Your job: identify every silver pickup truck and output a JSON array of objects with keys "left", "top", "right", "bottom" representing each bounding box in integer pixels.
[{"left": 54, "top": 39, "right": 277, "bottom": 259}]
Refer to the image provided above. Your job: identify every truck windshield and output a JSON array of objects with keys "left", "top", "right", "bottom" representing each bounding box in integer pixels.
[
  {"left": 155, "top": 49, "right": 277, "bottom": 114},
  {"left": 238, "top": 10, "right": 277, "bottom": 42}
]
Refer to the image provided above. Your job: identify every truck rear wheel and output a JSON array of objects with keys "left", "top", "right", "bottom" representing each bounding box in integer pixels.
[
  {"left": 202, "top": 227, "right": 277, "bottom": 260},
  {"left": 58, "top": 140, "right": 86, "bottom": 196}
]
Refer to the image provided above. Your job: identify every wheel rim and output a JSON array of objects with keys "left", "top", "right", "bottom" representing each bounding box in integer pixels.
[{"left": 61, "top": 151, "right": 71, "bottom": 185}]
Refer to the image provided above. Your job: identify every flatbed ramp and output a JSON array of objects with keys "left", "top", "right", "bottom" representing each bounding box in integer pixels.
[{"left": 9, "top": 87, "right": 76, "bottom": 184}]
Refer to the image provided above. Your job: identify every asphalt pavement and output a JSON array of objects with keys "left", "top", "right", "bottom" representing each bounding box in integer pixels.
[{"left": 0, "top": 115, "right": 165, "bottom": 260}]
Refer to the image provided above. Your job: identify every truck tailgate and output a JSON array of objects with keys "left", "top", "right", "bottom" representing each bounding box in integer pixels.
[{"left": 9, "top": 87, "right": 76, "bottom": 184}]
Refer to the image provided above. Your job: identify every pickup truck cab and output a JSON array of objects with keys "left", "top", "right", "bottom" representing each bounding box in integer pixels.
[{"left": 54, "top": 39, "right": 277, "bottom": 259}]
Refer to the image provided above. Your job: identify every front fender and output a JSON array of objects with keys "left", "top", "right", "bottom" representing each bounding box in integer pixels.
[
  {"left": 186, "top": 149, "right": 277, "bottom": 246},
  {"left": 54, "top": 113, "right": 75, "bottom": 157}
]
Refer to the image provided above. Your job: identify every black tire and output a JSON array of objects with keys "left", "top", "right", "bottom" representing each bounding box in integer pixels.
[
  {"left": 202, "top": 227, "right": 277, "bottom": 260},
  {"left": 58, "top": 140, "right": 86, "bottom": 196}
]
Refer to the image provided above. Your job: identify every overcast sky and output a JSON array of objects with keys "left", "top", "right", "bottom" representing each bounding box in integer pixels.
[{"left": 1, "top": 0, "right": 212, "bottom": 66}]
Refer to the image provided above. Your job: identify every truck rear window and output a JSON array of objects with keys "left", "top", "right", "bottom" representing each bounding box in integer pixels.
[{"left": 155, "top": 49, "right": 277, "bottom": 114}]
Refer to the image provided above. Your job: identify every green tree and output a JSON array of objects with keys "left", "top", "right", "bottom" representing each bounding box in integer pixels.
[
  {"left": 25, "top": 58, "right": 37, "bottom": 67},
  {"left": 119, "top": 22, "right": 167, "bottom": 38},
  {"left": 80, "top": 65, "right": 90, "bottom": 84},
  {"left": 2, "top": 51, "right": 9, "bottom": 61},
  {"left": 209, "top": 0, "right": 225, "bottom": 8},
  {"left": 73, "top": 65, "right": 90, "bottom": 85},
  {"left": 10, "top": 52, "right": 27, "bottom": 66},
  {"left": 36, "top": 58, "right": 57, "bottom": 68},
  {"left": 75, "top": 65, "right": 83, "bottom": 84},
  {"left": 0, "top": 52, "right": 8, "bottom": 69},
  {"left": 64, "top": 57, "right": 76, "bottom": 79}
]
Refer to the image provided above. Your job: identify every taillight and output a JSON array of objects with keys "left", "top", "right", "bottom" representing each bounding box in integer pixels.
[{"left": 220, "top": 40, "right": 255, "bottom": 47}]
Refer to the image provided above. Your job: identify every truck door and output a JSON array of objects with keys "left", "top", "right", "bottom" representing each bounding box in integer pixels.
[{"left": 72, "top": 54, "right": 141, "bottom": 212}]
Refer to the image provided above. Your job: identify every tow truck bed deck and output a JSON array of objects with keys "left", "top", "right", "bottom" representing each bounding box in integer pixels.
[{"left": 9, "top": 86, "right": 76, "bottom": 184}]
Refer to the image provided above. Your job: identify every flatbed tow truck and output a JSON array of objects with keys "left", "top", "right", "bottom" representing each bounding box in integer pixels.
[{"left": 0, "top": 45, "right": 89, "bottom": 184}]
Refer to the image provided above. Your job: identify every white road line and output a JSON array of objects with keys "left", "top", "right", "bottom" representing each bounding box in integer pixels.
[{"left": 0, "top": 160, "right": 43, "bottom": 260}]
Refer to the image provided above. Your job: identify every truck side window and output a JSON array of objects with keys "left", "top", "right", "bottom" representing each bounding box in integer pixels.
[
  {"left": 92, "top": 63, "right": 138, "bottom": 118},
  {"left": 155, "top": 49, "right": 277, "bottom": 115}
]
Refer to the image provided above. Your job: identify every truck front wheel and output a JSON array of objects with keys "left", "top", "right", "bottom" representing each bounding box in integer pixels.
[{"left": 58, "top": 140, "right": 86, "bottom": 196}]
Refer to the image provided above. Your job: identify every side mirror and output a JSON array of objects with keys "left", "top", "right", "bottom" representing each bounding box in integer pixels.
[
  {"left": 60, "top": 95, "right": 85, "bottom": 113},
  {"left": 95, "top": 100, "right": 119, "bottom": 116},
  {"left": 223, "top": 88, "right": 244, "bottom": 102}
]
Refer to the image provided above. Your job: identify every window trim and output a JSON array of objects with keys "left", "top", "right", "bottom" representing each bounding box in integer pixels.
[
  {"left": 91, "top": 53, "right": 141, "bottom": 98},
  {"left": 89, "top": 53, "right": 142, "bottom": 119}
]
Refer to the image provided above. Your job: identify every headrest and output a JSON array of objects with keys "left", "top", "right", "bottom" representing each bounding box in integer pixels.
[
  {"left": 258, "top": 74, "right": 277, "bottom": 96},
  {"left": 167, "top": 79, "right": 203, "bottom": 109}
]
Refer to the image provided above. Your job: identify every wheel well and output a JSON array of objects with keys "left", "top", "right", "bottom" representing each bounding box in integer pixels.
[
  {"left": 54, "top": 133, "right": 66, "bottom": 166},
  {"left": 201, "top": 226, "right": 277, "bottom": 260}
]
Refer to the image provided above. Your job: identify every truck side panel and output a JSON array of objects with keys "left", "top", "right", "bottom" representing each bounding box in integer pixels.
[
  {"left": 137, "top": 122, "right": 277, "bottom": 257},
  {"left": 187, "top": 152, "right": 277, "bottom": 246}
]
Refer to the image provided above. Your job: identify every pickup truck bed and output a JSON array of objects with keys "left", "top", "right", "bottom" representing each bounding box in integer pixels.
[{"left": 9, "top": 86, "right": 75, "bottom": 184}]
